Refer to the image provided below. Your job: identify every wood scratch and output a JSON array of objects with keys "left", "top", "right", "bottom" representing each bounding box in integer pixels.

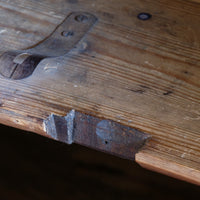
[{"left": 145, "top": 61, "right": 154, "bottom": 67}]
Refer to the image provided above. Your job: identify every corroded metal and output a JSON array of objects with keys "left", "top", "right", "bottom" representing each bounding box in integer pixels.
[
  {"left": 44, "top": 110, "right": 75, "bottom": 144},
  {"left": 0, "top": 12, "right": 97, "bottom": 80},
  {"left": 44, "top": 110, "right": 151, "bottom": 160}
]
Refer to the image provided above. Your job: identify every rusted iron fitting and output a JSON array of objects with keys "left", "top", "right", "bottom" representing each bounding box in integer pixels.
[{"left": 44, "top": 110, "right": 151, "bottom": 160}]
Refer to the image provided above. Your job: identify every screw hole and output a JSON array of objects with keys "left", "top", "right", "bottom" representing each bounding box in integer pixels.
[
  {"left": 75, "top": 14, "right": 88, "bottom": 23},
  {"left": 137, "top": 13, "right": 152, "bottom": 21},
  {"left": 61, "top": 31, "right": 74, "bottom": 37}
]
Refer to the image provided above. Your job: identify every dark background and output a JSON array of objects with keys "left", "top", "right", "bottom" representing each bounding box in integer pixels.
[{"left": 0, "top": 124, "right": 199, "bottom": 200}]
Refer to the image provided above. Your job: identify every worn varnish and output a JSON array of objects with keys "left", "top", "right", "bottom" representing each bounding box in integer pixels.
[{"left": 0, "top": 0, "right": 200, "bottom": 184}]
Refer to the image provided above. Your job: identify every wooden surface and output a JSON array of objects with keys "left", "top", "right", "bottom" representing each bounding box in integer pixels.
[
  {"left": 0, "top": 0, "right": 200, "bottom": 184},
  {"left": 0, "top": 124, "right": 200, "bottom": 200}
]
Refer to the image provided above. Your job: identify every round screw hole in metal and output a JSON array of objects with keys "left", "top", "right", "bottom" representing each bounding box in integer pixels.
[
  {"left": 61, "top": 31, "right": 74, "bottom": 37},
  {"left": 75, "top": 14, "right": 88, "bottom": 23}
]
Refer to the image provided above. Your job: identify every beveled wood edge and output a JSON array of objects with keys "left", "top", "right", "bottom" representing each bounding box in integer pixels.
[{"left": 136, "top": 151, "right": 200, "bottom": 185}]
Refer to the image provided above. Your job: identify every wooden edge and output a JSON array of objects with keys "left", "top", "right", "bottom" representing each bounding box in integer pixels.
[
  {"left": 0, "top": 109, "right": 46, "bottom": 136},
  {"left": 1, "top": 109, "right": 200, "bottom": 185},
  {"left": 136, "top": 151, "right": 200, "bottom": 186}
]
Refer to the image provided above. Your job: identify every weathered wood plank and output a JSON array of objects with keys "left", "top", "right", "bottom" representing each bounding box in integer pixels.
[{"left": 0, "top": 0, "right": 200, "bottom": 184}]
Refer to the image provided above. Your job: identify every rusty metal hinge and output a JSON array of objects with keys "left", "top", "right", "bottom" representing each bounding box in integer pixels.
[
  {"left": 44, "top": 110, "right": 151, "bottom": 160},
  {"left": 0, "top": 12, "right": 97, "bottom": 80}
]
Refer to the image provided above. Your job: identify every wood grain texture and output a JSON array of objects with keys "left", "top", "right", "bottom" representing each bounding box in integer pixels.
[{"left": 0, "top": 0, "right": 200, "bottom": 184}]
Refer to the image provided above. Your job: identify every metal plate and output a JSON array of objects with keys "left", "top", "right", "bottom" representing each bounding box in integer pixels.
[
  {"left": 0, "top": 12, "right": 97, "bottom": 79},
  {"left": 44, "top": 110, "right": 151, "bottom": 160}
]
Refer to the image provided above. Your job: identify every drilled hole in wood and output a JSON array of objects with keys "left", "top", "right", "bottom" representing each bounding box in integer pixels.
[{"left": 137, "top": 13, "right": 152, "bottom": 20}]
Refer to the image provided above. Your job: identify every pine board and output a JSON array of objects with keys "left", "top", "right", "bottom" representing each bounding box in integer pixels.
[{"left": 0, "top": 0, "right": 200, "bottom": 184}]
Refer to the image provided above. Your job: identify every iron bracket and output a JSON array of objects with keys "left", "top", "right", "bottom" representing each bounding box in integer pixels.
[
  {"left": 44, "top": 110, "right": 151, "bottom": 160},
  {"left": 0, "top": 12, "right": 97, "bottom": 80}
]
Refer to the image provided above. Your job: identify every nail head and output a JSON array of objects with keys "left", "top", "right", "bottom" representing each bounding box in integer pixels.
[{"left": 137, "top": 13, "right": 152, "bottom": 20}]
